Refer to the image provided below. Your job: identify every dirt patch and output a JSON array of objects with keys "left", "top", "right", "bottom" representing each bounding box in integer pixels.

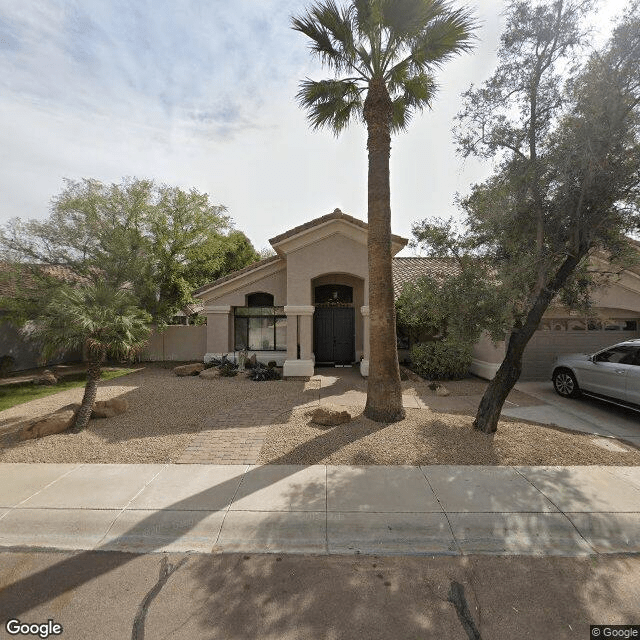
[{"left": 257, "top": 406, "right": 640, "bottom": 466}]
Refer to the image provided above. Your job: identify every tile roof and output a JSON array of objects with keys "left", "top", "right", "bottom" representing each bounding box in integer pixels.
[
  {"left": 392, "top": 257, "right": 460, "bottom": 298},
  {"left": 269, "top": 208, "right": 408, "bottom": 247}
]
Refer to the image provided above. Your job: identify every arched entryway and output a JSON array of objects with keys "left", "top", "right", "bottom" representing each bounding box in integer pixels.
[{"left": 313, "top": 283, "right": 355, "bottom": 365}]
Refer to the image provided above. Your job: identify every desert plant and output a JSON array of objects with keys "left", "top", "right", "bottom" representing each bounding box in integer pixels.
[
  {"left": 29, "top": 283, "right": 151, "bottom": 431},
  {"left": 248, "top": 363, "right": 281, "bottom": 381},
  {"left": 218, "top": 362, "right": 238, "bottom": 377},
  {"left": 410, "top": 339, "right": 472, "bottom": 380}
]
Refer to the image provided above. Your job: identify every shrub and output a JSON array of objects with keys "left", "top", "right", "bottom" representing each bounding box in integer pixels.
[
  {"left": 218, "top": 363, "right": 238, "bottom": 377},
  {"left": 409, "top": 339, "right": 472, "bottom": 380},
  {"left": 248, "top": 363, "right": 281, "bottom": 381},
  {"left": 0, "top": 355, "right": 15, "bottom": 377},
  {"left": 267, "top": 360, "right": 277, "bottom": 369}
]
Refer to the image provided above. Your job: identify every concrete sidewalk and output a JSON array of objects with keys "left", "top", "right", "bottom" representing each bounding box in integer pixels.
[{"left": 1, "top": 463, "right": 639, "bottom": 556}]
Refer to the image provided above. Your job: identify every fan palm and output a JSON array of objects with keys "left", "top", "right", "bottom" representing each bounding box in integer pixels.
[
  {"left": 32, "top": 283, "right": 151, "bottom": 431},
  {"left": 293, "top": 0, "right": 476, "bottom": 422}
]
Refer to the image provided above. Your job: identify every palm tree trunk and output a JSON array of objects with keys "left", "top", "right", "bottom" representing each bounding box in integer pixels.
[
  {"left": 363, "top": 78, "right": 405, "bottom": 423},
  {"left": 73, "top": 356, "right": 102, "bottom": 432}
]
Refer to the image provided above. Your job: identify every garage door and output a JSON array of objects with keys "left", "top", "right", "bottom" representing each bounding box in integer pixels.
[{"left": 521, "top": 330, "right": 640, "bottom": 380}]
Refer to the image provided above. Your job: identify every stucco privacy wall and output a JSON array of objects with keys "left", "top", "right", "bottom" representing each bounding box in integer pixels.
[{"left": 141, "top": 325, "right": 207, "bottom": 361}]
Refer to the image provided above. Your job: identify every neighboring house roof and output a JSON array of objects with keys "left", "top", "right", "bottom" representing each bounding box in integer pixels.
[
  {"left": 0, "top": 262, "right": 85, "bottom": 299},
  {"left": 269, "top": 208, "right": 407, "bottom": 248},
  {"left": 392, "top": 257, "right": 460, "bottom": 298}
]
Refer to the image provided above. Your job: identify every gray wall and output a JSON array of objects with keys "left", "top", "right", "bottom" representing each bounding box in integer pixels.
[{"left": 521, "top": 330, "right": 640, "bottom": 380}]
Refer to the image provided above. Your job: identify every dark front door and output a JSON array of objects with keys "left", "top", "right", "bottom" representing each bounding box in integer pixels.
[{"left": 314, "top": 307, "right": 355, "bottom": 365}]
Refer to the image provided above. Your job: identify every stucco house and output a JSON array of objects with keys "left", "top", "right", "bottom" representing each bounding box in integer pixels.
[{"left": 194, "top": 209, "right": 640, "bottom": 380}]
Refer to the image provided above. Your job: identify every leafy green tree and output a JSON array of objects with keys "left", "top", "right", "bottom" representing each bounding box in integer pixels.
[
  {"left": 416, "top": 1, "right": 640, "bottom": 433},
  {"left": 293, "top": 0, "right": 476, "bottom": 422},
  {"left": 0, "top": 178, "right": 259, "bottom": 324},
  {"left": 30, "top": 283, "right": 151, "bottom": 431}
]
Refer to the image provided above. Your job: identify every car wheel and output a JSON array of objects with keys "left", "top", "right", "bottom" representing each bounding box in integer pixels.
[{"left": 553, "top": 368, "right": 580, "bottom": 398}]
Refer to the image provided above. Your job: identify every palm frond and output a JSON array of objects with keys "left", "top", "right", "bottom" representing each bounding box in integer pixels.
[
  {"left": 31, "top": 282, "right": 151, "bottom": 362},
  {"left": 297, "top": 79, "right": 364, "bottom": 134},
  {"left": 293, "top": 1, "right": 363, "bottom": 73},
  {"left": 409, "top": 8, "right": 477, "bottom": 72}
]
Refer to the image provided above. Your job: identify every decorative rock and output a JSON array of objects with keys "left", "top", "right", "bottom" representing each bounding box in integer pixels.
[
  {"left": 173, "top": 363, "right": 205, "bottom": 376},
  {"left": 247, "top": 354, "right": 257, "bottom": 368},
  {"left": 199, "top": 368, "right": 221, "bottom": 380},
  {"left": 310, "top": 407, "right": 352, "bottom": 427},
  {"left": 20, "top": 408, "right": 77, "bottom": 440},
  {"left": 435, "top": 385, "right": 450, "bottom": 397},
  {"left": 91, "top": 398, "right": 128, "bottom": 419},
  {"left": 34, "top": 370, "right": 58, "bottom": 385}
]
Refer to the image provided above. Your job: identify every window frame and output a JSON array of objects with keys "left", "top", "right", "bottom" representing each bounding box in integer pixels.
[{"left": 234, "top": 304, "right": 286, "bottom": 352}]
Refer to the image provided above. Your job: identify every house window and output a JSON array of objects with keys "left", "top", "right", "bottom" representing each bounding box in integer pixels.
[{"left": 234, "top": 295, "right": 286, "bottom": 351}]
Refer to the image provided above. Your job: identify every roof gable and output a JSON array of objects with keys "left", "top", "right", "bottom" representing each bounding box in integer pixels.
[{"left": 269, "top": 208, "right": 408, "bottom": 256}]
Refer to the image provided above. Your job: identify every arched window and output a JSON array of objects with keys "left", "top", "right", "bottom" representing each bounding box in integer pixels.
[{"left": 247, "top": 292, "right": 274, "bottom": 307}]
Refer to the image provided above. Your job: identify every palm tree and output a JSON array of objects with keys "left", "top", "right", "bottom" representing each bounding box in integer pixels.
[
  {"left": 32, "top": 283, "right": 151, "bottom": 431},
  {"left": 293, "top": 0, "right": 476, "bottom": 422}
]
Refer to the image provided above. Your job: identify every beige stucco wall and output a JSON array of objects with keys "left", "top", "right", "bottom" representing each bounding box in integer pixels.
[
  {"left": 286, "top": 234, "right": 369, "bottom": 304},
  {"left": 142, "top": 325, "right": 207, "bottom": 361},
  {"left": 201, "top": 268, "right": 287, "bottom": 306}
]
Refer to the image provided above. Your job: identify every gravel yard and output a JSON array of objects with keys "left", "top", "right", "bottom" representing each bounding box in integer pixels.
[
  {"left": 0, "top": 364, "right": 306, "bottom": 463},
  {"left": 1, "top": 364, "right": 638, "bottom": 465}
]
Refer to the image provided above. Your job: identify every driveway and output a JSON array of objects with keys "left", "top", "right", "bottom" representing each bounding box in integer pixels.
[{"left": 507, "top": 381, "right": 640, "bottom": 446}]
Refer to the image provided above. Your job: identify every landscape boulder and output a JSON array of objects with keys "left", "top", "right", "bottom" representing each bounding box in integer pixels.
[
  {"left": 247, "top": 354, "right": 257, "bottom": 368},
  {"left": 199, "top": 368, "right": 220, "bottom": 380},
  {"left": 20, "top": 407, "right": 77, "bottom": 440},
  {"left": 91, "top": 398, "right": 128, "bottom": 419},
  {"left": 34, "top": 370, "right": 58, "bottom": 386},
  {"left": 435, "top": 385, "right": 450, "bottom": 397},
  {"left": 309, "top": 407, "right": 352, "bottom": 427},
  {"left": 173, "top": 363, "right": 204, "bottom": 376}
]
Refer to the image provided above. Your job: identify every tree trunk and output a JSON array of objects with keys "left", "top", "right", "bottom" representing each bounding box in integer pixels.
[
  {"left": 363, "top": 78, "right": 405, "bottom": 423},
  {"left": 474, "top": 250, "right": 585, "bottom": 433},
  {"left": 73, "top": 356, "right": 102, "bottom": 432}
]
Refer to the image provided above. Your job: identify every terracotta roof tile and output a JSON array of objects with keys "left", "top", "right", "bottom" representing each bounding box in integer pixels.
[{"left": 392, "top": 257, "right": 460, "bottom": 299}]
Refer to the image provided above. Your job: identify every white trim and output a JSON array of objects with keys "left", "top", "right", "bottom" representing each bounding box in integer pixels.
[
  {"left": 204, "top": 305, "right": 231, "bottom": 314},
  {"left": 284, "top": 305, "right": 315, "bottom": 316},
  {"left": 469, "top": 358, "right": 500, "bottom": 380},
  {"left": 360, "top": 306, "right": 369, "bottom": 317},
  {"left": 283, "top": 359, "right": 315, "bottom": 377},
  {"left": 360, "top": 359, "right": 369, "bottom": 377}
]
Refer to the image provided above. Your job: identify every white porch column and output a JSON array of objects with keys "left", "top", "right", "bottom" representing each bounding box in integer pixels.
[
  {"left": 283, "top": 305, "right": 315, "bottom": 377},
  {"left": 360, "top": 305, "right": 369, "bottom": 377},
  {"left": 204, "top": 305, "right": 232, "bottom": 362}
]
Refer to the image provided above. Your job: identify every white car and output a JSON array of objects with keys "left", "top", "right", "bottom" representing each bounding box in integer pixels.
[{"left": 551, "top": 340, "right": 640, "bottom": 409}]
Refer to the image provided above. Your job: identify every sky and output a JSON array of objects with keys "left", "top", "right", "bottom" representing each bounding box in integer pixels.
[{"left": 0, "top": 0, "right": 631, "bottom": 256}]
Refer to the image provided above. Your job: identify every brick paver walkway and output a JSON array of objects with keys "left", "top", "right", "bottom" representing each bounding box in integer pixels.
[{"left": 177, "top": 405, "right": 296, "bottom": 464}]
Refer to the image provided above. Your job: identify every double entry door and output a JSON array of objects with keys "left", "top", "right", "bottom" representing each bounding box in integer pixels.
[{"left": 314, "top": 307, "right": 355, "bottom": 365}]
